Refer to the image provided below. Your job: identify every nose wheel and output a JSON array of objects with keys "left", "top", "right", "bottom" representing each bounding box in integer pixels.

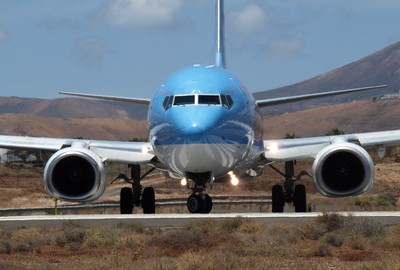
[
  {"left": 185, "top": 172, "right": 213, "bottom": 213},
  {"left": 187, "top": 194, "right": 213, "bottom": 213}
]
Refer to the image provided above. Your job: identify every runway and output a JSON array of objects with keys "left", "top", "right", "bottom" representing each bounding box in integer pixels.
[{"left": 2, "top": 212, "right": 400, "bottom": 228}]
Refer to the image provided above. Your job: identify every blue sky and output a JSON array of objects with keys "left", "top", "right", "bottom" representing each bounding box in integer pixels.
[{"left": 0, "top": 0, "right": 400, "bottom": 99}]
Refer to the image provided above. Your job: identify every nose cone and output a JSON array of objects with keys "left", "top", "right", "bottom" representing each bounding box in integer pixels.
[
  {"left": 170, "top": 107, "right": 223, "bottom": 143},
  {"left": 182, "top": 123, "right": 209, "bottom": 141}
]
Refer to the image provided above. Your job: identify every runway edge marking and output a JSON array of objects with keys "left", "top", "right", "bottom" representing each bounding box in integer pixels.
[{"left": 2, "top": 212, "right": 400, "bottom": 228}]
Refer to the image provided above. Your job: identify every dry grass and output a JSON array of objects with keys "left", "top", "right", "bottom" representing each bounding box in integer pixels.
[{"left": 1, "top": 214, "right": 400, "bottom": 269}]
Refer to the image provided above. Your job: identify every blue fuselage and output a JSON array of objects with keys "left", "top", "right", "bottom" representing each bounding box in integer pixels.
[{"left": 148, "top": 65, "right": 264, "bottom": 179}]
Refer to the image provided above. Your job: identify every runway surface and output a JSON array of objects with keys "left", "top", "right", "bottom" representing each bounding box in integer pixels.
[{"left": 2, "top": 212, "right": 400, "bottom": 228}]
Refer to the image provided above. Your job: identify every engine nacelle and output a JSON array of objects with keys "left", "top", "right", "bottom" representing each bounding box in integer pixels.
[
  {"left": 312, "top": 142, "right": 374, "bottom": 197},
  {"left": 44, "top": 147, "right": 106, "bottom": 202}
]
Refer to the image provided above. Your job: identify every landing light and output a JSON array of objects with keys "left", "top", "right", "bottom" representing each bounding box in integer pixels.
[
  {"left": 229, "top": 172, "right": 239, "bottom": 186},
  {"left": 231, "top": 176, "right": 239, "bottom": 186},
  {"left": 181, "top": 178, "right": 187, "bottom": 186},
  {"left": 266, "top": 143, "right": 279, "bottom": 153},
  {"left": 141, "top": 146, "right": 152, "bottom": 154}
]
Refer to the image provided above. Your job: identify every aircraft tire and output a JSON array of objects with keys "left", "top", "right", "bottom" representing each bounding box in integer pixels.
[
  {"left": 272, "top": 185, "right": 284, "bottom": 213},
  {"left": 294, "top": 185, "right": 307, "bottom": 212},
  {"left": 201, "top": 194, "right": 213, "bottom": 213},
  {"left": 142, "top": 187, "right": 156, "bottom": 214},
  {"left": 187, "top": 194, "right": 202, "bottom": 213},
  {"left": 120, "top": 187, "right": 134, "bottom": 214}
]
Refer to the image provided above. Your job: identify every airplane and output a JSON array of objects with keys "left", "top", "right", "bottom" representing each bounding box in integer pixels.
[{"left": 0, "top": 0, "right": 397, "bottom": 214}]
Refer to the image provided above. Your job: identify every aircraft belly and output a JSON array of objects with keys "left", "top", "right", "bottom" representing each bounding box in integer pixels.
[{"left": 155, "top": 143, "right": 248, "bottom": 177}]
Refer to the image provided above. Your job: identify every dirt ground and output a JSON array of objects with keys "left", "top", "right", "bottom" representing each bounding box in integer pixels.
[{"left": 1, "top": 159, "right": 400, "bottom": 212}]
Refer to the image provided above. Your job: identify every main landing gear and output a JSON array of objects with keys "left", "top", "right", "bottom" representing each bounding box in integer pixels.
[
  {"left": 269, "top": 161, "right": 310, "bottom": 213},
  {"left": 114, "top": 164, "right": 156, "bottom": 214},
  {"left": 185, "top": 172, "right": 213, "bottom": 214}
]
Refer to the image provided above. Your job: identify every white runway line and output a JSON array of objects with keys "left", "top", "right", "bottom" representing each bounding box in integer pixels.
[{"left": 2, "top": 212, "right": 400, "bottom": 228}]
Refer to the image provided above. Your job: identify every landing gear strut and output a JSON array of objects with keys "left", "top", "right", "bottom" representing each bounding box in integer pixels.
[
  {"left": 114, "top": 164, "right": 156, "bottom": 214},
  {"left": 270, "top": 161, "right": 308, "bottom": 213},
  {"left": 185, "top": 172, "right": 213, "bottom": 214}
]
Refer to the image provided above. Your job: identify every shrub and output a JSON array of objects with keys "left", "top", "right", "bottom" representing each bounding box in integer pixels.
[
  {"left": 16, "top": 243, "right": 32, "bottom": 253},
  {"left": 264, "top": 224, "right": 301, "bottom": 245},
  {"left": 238, "top": 220, "right": 265, "bottom": 234},
  {"left": 348, "top": 237, "right": 366, "bottom": 250},
  {"left": 320, "top": 232, "right": 344, "bottom": 247},
  {"left": 62, "top": 221, "right": 86, "bottom": 243},
  {"left": 0, "top": 225, "right": 11, "bottom": 240},
  {"left": 316, "top": 212, "right": 345, "bottom": 232},
  {"left": 302, "top": 213, "right": 385, "bottom": 242},
  {"left": 148, "top": 229, "right": 203, "bottom": 255},
  {"left": 184, "top": 219, "right": 216, "bottom": 234},
  {"left": 342, "top": 216, "right": 385, "bottom": 238},
  {"left": 174, "top": 251, "right": 209, "bottom": 270},
  {"left": 376, "top": 193, "right": 396, "bottom": 206},
  {"left": 385, "top": 225, "right": 400, "bottom": 248},
  {"left": 68, "top": 242, "right": 82, "bottom": 252},
  {"left": 117, "top": 222, "right": 145, "bottom": 234},
  {"left": 11, "top": 227, "right": 52, "bottom": 253},
  {"left": 0, "top": 241, "right": 11, "bottom": 254},
  {"left": 300, "top": 221, "right": 329, "bottom": 240},
  {"left": 301, "top": 213, "right": 343, "bottom": 240},
  {"left": 84, "top": 226, "right": 119, "bottom": 248},
  {"left": 314, "top": 243, "right": 332, "bottom": 257},
  {"left": 56, "top": 234, "right": 68, "bottom": 247},
  {"left": 174, "top": 250, "right": 238, "bottom": 270},
  {"left": 220, "top": 217, "right": 245, "bottom": 233}
]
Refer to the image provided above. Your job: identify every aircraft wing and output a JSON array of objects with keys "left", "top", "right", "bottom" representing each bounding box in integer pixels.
[
  {"left": 256, "top": 85, "right": 387, "bottom": 107},
  {"left": 0, "top": 135, "right": 154, "bottom": 164},
  {"left": 263, "top": 130, "right": 400, "bottom": 161},
  {"left": 59, "top": 91, "right": 151, "bottom": 105}
]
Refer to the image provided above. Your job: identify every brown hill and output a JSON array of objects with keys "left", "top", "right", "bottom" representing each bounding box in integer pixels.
[
  {"left": 254, "top": 41, "right": 400, "bottom": 114},
  {"left": 0, "top": 114, "right": 148, "bottom": 140},
  {"left": 0, "top": 97, "right": 148, "bottom": 120},
  {"left": 264, "top": 97, "right": 400, "bottom": 139}
]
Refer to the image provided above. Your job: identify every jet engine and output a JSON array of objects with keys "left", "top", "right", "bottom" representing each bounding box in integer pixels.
[
  {"left": 312, "top": 142, "right": 374, "bottom": 197},
  {"left": 44, "top": 147, "right": 106, "bottom": 202}
]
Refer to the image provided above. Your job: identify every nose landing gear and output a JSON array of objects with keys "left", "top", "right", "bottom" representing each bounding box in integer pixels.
[
  {"left": 185, "top": 172, "right": 213, "bottom": 214},
  {"left": 187, "top": 193, "right": 213, "bottom": 213}
]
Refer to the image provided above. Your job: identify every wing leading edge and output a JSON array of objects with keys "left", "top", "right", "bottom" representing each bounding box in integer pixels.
[
  {"left": 59, "top": 91, "right": 151, "bottom": 105},
  {"left": 0, "top": 135, "right": 154, "bottom": 164},
  {"left": 256, "top": 85, "right": 387, "bottom": 107},
  {"left": 264, "top": 130, "right": 400, "bottom": 162}
]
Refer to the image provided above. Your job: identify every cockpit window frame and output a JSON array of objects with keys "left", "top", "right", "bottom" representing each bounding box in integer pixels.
[{"left": 163, "top": 94, "right": 234, "bottom": 110}]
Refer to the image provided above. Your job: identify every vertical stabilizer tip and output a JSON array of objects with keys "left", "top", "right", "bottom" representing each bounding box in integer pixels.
[{"left": 215, "top": 0, "right": 226, "bottom": 68}]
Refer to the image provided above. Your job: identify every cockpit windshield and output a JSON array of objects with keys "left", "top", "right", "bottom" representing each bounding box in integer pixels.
[
  {"left": 198, "top": 95, "right": 220, "bottom": 105},
  {"left": 173, "top": 95, "right": 195, "bottom": 106},
  {"left": 162, "top": 94, "right": 234, "bottom": 110}
]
